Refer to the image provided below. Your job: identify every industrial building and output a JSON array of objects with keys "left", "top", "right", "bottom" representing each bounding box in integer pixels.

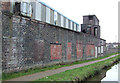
[
  {"left": 81, "top": 15, "right": 100, "bottom": 38},
  {"left": 1, "top": 0, "right": 108, "bottom": 73},
  {"left": 3, "top": 0, "right": 80, "bottom": 32}
]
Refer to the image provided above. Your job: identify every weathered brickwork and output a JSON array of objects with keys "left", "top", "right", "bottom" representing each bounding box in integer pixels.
[
  {"left": 86, "top": 44, "right": 95, "bottom": 56},
  {"left": 67, "top": 42, "right": 72, "bottom": 60},
  {"left": 106, "top": 48, "right": 118, "bottom": 55},
  {"left": 51, "top": 44, "right": 62, "bottom": 60},
  {"left": 2, "top": 12, "right": 108, "bottom": 73},
  {"left": 76, "top": 41, "right": 83, "bottom": 59}
]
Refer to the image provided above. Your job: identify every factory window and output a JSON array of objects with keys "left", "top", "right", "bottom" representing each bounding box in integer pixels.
[
  {"left": 46, "top": 7, "right": 50, "bottom": 23},
  {"left": 27, "top": 3, "right": 32, "bottom": 16},
  {"left": 66, "top": 19, "right": 68, "bottom": 28},
  {"left": 95, "top": 28, "right": 98, "bottom": 36},
  {"left": 101, "top": 46, "right": 103, "bottom": 53},
  {"left": 35, "top": 2, "right": 41, "bottom": 21},
  {"left": 21, "top": 2, "right": 32, "bottom": 17},
  {"left": 61, "top": 15, "right": 64, "bottom": 27},
  {"left": 54, "top": 12, "right": 57, "bottom": 25},
  {"left": 70, "top": 21, "right": 73, "bottom": 30},
  {"left": 101, "top": 40, "right": 104, "bottom": 45},
  {"left": 87, "top": 28, "right": 91, "bottom": 34},
  {"left": 21, "top": 2, "right": 26, "bottom": 14},
  {"left": 50, "top": 9, "right": 54, "bottom": 24},
  {"left": 74, "top": 23, "right": 76, "bottom": 31},
  {"left": 98, "top": 47, "right": 101, "bottom": 53}
]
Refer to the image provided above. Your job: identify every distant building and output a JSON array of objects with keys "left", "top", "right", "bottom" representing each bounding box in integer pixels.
[
  {"left": 81, "top": 15, "right": 100, "bottom": 38},
  {"left": 106, "top": 42, "right": 119, "bottom": 49},
  {"left": 1, "top": 1, "right": 108, "bottom": 73}
]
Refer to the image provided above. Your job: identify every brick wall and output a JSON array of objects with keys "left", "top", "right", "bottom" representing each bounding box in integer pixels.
[
  {"left": 2, "top": 12, "right": 107, "bottom": 73},
  {"left": 106, "top": 48, "right": 118, "bottom": 55}
]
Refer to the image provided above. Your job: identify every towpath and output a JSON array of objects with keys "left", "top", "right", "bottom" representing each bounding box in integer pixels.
[{"left": 6, "top": 54, "right": 118, "bottom": 81}]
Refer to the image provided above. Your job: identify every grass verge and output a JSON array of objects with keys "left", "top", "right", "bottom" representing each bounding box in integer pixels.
[
  {"left": 2, "top": 52, "right": 118, "bottom": 81},
  {"left": 34, "top": 55, "right": 120, "bottom": 81}
]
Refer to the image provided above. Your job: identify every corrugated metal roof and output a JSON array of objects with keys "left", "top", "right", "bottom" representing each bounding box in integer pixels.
[{"left": 37, "top": 0, "right": 79, "bottom": 25}]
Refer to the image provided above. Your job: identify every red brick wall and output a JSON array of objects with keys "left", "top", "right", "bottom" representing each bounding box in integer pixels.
[
  {"left": 76, "top": 41, "right": 83, "bottom": 58},
  {"left": 67, "top": 42, "right": 72, "bottom": 60},
  {"left": 50, "top": 44, "right": 62, "bottom": 60},
  {"left": 86, "top": 44, "right": 95, "bottom": 56}
]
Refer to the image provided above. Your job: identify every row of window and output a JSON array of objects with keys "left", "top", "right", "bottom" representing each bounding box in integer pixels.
[
  {"left": 12, "top": 1, "right": 81, "bottom": 32},
  {"left": 98, "top": 46, "right": 104, "bottom": 54}
]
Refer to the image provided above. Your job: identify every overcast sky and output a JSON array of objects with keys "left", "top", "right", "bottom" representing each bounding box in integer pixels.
[{"left": 39, "top": 0, "right": 119, "bottom": 43}]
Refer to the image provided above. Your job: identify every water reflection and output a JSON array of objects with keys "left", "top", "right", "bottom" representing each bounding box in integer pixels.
[
  {"left": 85, "top": 61, "right": 120, "bottom": 82},
  {"left": 101, "top": 64, "right": 118, "bottom": 82}
]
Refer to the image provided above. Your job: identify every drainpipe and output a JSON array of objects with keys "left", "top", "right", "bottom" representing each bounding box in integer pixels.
[{"left": 9, "top": 1, "right": 13, "bottom": 70}]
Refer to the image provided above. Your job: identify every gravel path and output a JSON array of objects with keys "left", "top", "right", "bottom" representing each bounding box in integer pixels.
[{"left": 6, "top": 54, "right": 118, "bottom": 81}]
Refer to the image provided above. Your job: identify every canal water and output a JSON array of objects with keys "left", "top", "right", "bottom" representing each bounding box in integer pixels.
[{"left": 86, "top": 61, "right": 120, "bottom": 82}]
